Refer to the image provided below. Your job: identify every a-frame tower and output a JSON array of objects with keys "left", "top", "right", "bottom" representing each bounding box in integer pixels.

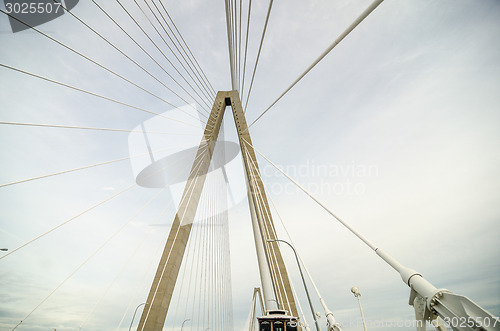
[{"left": 137, "top": 91, "right": 298, "bottom": 330}]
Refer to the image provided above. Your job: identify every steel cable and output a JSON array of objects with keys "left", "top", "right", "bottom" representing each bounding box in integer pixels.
[
  {"left": 0, "top": 121, "right": 198, "bottom": 135},
  {"left": 0, "top": 63, "right": 199, "bottom": 128},
  {"left": 0, "top": 143, "right": 209, "bottom": 261},
  {"left": 124, "top": 0, "right": 212, "bottom": 111},
  {"left": 10, "top": 187, "right": 169, "bottom": 331},
  {"left": 247, "top": 0, "right": 385, "bottom": 128},
  {"left": 154, "top": 1, "right": 217, "bottom": 95},
  {"left": 149, "top": 0, "right": 216, "bottom": 100},
  {"left": 89, "top": 0, "right": 211, "bottom": 115},
  {"left": 0, "top": 143, "right": 195, "bottom": 188},
  {"left": 140, "top": 0, "right": 214, "bottom": 103},
  {"left": 0, "top": 8, "right": 194, "bottom": 117},
  {"left": 243, "top": 0, "right": 274, "bottom": 113},
  {"left": 240, "top": 0, "right": 252, "bottom": 97},
  {"left": 53, "top": 0, "right": 208, "bottom": 122}
]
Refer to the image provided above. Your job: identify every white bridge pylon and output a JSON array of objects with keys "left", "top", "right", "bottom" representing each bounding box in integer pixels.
[{"left": 136, "top": 91, "right": 299, "bottom": 331}]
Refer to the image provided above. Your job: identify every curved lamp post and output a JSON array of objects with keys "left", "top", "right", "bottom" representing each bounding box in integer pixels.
[
  {"left": 267, "top": 239, "right": 320, "bottom": 331},
  {"left": 129, "top": 302, "right": 147, "bottom": 331},
  {"left": 181, "top": 318, "right": 190, "bottom": 331}
]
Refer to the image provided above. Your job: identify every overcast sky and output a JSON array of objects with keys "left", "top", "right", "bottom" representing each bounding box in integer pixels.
[{"left": 1, "top": 0, "right": 499, "bottom": 330}]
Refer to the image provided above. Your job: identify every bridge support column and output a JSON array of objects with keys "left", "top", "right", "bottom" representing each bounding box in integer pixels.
[{"left": 137, "top": 91, "right": 298, "bottom": 330}]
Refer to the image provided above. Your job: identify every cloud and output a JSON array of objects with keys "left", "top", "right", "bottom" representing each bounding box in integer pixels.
[{"left": 1, "top": 0, "right": 499, "bottom": 330}]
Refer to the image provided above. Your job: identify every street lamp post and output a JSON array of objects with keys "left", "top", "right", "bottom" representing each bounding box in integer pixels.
[
  {"left": 267, "top": 239, "right": 321, "bottom": 331},
  {"left": 129, "top": 302, "right": 147, "bottom": 331},
  {"left": 181, "top": 318, "right": 190, "bottom": 331},
  {"left": 351, "top": 286, "right": 367, "bottom": 331}
]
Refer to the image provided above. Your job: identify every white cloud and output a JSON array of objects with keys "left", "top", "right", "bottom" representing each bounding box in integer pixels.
[{"left": 1, "top": 0, "right": 499, "bottom": 330}]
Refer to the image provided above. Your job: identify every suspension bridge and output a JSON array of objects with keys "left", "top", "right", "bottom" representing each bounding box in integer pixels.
[{"left": 1, "top": 0, "right": 500, "bottom": 330}]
